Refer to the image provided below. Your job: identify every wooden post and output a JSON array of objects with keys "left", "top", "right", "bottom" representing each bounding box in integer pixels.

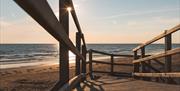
[
  {"left": 147, "top": 60, "right": 151, "bottom": 81},
  {"left": 141, "top": 47, "right": 148, "bottom": 80},
  {"left": 141, "top": 47, "right": 151, "bottom": 81},
  {"left": 59, "top": 0, "right": 69, "bottom": 87},
  {"left": 133, "top": 51, "right": 139, "bottom": 79},
  {"left": 89, "top": 50, "right": 93, "bottom": 79},
  {"left": 165, "top": 31, "right": 172, "bottom": 83},
  {"left": 141, "top": 47, "right": 145, "bottom": 72},
  {"left": 76, "top": 32, "right": 81, "bottom": 75},
  {"left": 75, "top": 32, "right": 81, "bottom": 86},
  {"left": 82, "top": 44, "right": 87, "bottom": 80},
  {"left": 110, "top": 55, "right": 114, "bottom": 74}
]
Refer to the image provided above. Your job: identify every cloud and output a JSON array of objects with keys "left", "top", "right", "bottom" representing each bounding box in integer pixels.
[
  {"left": 0, "top": 16, "right": 57, "bottom": 44},
  {"left": 0, "top": 17, "right": 10, "bottom": 27},
  {"left": 101, "top": 8, "right": 180, "bottom": 19},
  {"left": 0, "top": 21, "right": 11, "bottom": 27},
  {"left": 80, "top": 0, "right": 88, "bottom": 2},
  {"left": 123, "top": 17, "right": 178, "bottom": 31},
  {"left": 0, "top": 17, "right": 30, "bottom": 28}
]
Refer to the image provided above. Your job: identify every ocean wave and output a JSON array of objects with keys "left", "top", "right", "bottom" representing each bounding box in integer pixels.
[{"left": 0, "top": 44, "right": 179, "bottom": 69}]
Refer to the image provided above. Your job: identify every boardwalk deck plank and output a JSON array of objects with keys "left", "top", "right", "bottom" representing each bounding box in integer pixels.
[{"left": 73, "top": 76, "right": 180, "bottom": 91}]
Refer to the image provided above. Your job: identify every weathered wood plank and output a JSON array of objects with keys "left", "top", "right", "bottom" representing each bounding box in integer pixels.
[
  {"left": 81, "top": 34, "right": 87, "bottom": 51},
  {"left": 133, "top": 51, "right": 139, "bottom": 72},
  {"left": 133, "top": 24, "right": 180, "bottom": 52},
  {"left": 92, "top": 60, "right": 132, "bottom": 66},
  {"left": 69, "top": 0, "right": 82, "bottom": 33},
  {"left": 111, "top": 55, "right": 114, "bottom": 74},
  {"left": 133, "top": 51, "right": 140, "bottom": 79},
  {"left": 92, "top": 71, "right": 132, "bottom": 76},
  {"left": 164, "top": 33, "right": 172, "bottom": 72},
  {"left": 133, "top": 48, "right": 180, "bottom": 63},
  {"left": 91, "top": 49, "right": 112, "bottom": 56},
  {"left": 76, "top": 32, "right": 81, "bottom": 76},
  {"left": 133, "top": 73, "right": 180, "bottom": 78},
  {"left": 82, "top": 45, "right": 87, "bottom": 81},
  {"left": 75, "top": 32, "right": 81, "bottom": 87},
  {"left": 89, "top": 50, "right": 93, "bottom": 79},
  {"left": 69, "top": 0, "right": 87, "bottom": 49},
  {"left": 59, "top": 0, "right": 69, "bottom": 88},
  {"left": 164, "top": 33, "right": 172, "bottom": 83},
  {"left": 141, "top": 47, "right": 146, "bottom": 73},
  {"left": 82, "top": 45, "right": 87, "bottom": 73},
  {"left": 91, "top": 49, "right": 134, "bottom": 57},
  {"left": 140, "top": 47, "right": 150, "bottom": 80},
  {"left": 58, "top": 73, "right": 89, "bottom": 91}
]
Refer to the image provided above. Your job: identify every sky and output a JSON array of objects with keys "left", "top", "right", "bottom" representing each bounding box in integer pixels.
[{"left": 0, "top": 0, "right": 180, "bottom": 44}]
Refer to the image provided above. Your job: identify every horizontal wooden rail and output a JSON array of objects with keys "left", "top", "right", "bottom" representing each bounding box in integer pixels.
[
  {"left": 133, "top": 24, "right": 180, "bottom": 52},
  {"left": 93, "top": 71, "right": 112, "bottom": 73},
  {"left": 15, "top": 0, "right": 88, "bottom": 90},
  {"left": 90, "top": 49, "right": 134, "bottom": 57},
  {"left": 90, "top": 49, "right": 112, "bottom": 56},
  {"left": 93, "top": 71, "right": 132, "bottom": 76},
  {"left": 133, "top": 48, "right": 180, "bottom": 63},
  {"left": 92, "top": 60, "right": 132, "bottom": 66},
  {"left": 14, "top": 0, "right": 84, "bottom": 60},
  {"left": 69, "top": 0, "right": 82, "bottom": 34},
  {"left": 58, "top": 73, "right": 89, "bottom": 91},
  {"left": 69, "top": 0, "right": 87, "bottom": 50},
  {"left": 133, "top": 72, "right": 180, "bottom": 78}
]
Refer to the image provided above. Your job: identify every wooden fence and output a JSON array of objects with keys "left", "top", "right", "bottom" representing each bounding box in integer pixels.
[
  {"left": 14, "top": 0, "right": 88, "bottom": 91},
  {"left": 89, "top": 49, "right": 134, "bottom": 79},
  {"left": 132, "top": 24, "right": 180, "bottom": 83},
  {"left": 13, "top": 0, "right": 180, "bottom": 90}
]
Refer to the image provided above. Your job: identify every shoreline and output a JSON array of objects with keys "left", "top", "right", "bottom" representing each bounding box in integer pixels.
[{"left": 0, "top": 55, "right": 112, "bottom": 69}]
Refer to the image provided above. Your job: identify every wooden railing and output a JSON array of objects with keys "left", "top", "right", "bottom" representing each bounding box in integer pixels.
[
  {"left": 14, "top": 0, "right": 88, "bottom": 91},
  {"left": 13, "top": 0, "right": 180, "bottom": 89},
  {"left": 132, "top": 24, "right": 180, "bottom": 83},
  {"left": 89, "top": 49, "right": 134, "bottom": 79},
  {"left": 57, "top": 73, "right": 89, "bottom": 91}
]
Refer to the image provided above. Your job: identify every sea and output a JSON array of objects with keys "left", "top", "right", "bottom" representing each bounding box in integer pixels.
[{"left": 0, "top": 44, "right": 179, "bottom": 69}]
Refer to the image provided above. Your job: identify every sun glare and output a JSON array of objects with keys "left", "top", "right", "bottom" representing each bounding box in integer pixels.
[{"left": 67, "top": 7, "right": 72, "bottom": 12}]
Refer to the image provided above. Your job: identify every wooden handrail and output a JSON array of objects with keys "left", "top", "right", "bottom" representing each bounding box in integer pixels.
[
  {"left": 92, "top": 60, "right": 132, "bottom": 66},
  {"left": 69, "top": 0, "right": 87, "bottom": 50},
  {"left": 14, "top": 0, "right": 84, "bottom": 60},
  {"left": 133, "top": 72, "right": 180, "bottom": 78},
  {"left": 14, "top": 0, "right": 88, "bottom": 90},
  {"left": 133, "top": 24, "right": 180, "bottom": 52},
  {"left": 58, "top": 73, "right": 89, "bottom": 91},
  {"left": 89, "top": 49, "right": 134, "bottom": 75},
  {"left": 69, "top": 0, "right": 82, "bottom": 34},
  {"left": 133, "top": 48, "right": 180, "bottom": 63},
  {"left": 90, "top": 49, "right": 134, "bottom": 57},
  {"left": 132, "top": 25, "right": 180, "bottom": 83}
]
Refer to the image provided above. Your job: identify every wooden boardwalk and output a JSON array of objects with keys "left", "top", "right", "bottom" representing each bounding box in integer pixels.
[
  {"left": 73, "top": 75, "right": 180, "bottom": 91},
  {"left": 13, "top": 0, "right": 180, "bottom": 91}
]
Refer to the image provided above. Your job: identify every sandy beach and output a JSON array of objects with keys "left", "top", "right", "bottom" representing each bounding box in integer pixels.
[
  {"left": 0, "top": 62, "right": 77, "bottom": 91},
  {"left": 0, "top": 54, "right": 180, "bottom": 91}
]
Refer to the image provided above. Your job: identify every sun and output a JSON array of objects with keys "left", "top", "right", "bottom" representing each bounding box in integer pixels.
[{"left": 67, "top": 7, "right": 72, "bottom": 12}]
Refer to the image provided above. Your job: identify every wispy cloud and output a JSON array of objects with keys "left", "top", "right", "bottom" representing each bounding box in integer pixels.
[
  {"left": 0, "top": 21, "right": 10, "bottom": 27},
  {"left": 101, "top": 8, "right": 179, "bottom": 19}
]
